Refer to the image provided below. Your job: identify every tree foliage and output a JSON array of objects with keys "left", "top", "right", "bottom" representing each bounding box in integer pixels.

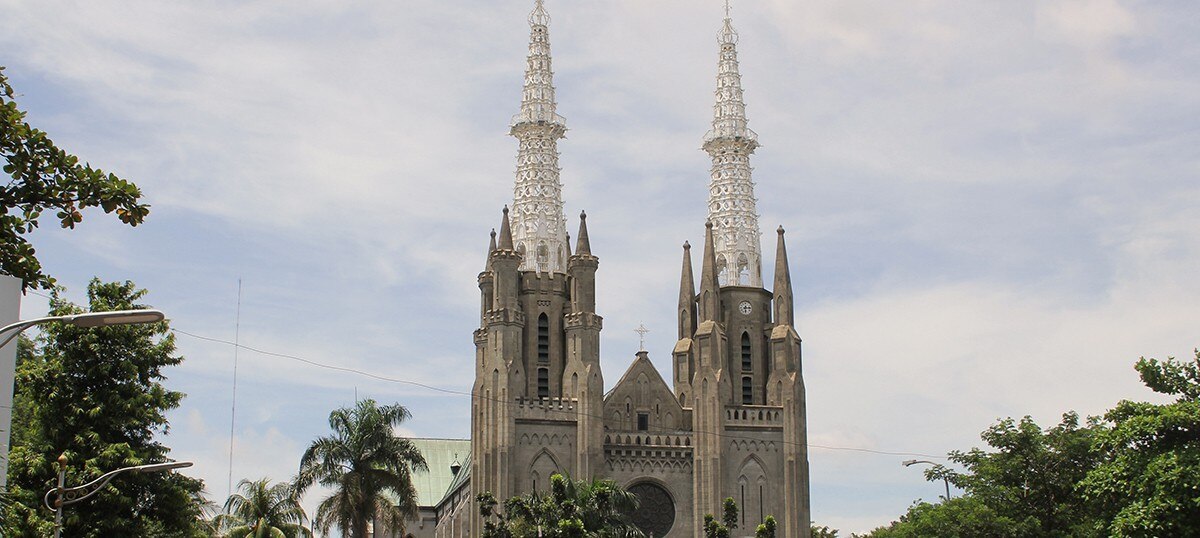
[
  {"left": 215, "top": 478, "right": 312, "bottom": 538},
  {"left": 755, "top": 516, "right": 780, "bottom": 538},
  {"left": 477, "top": 473, "right": 644, "bottom": 538},
  {"left": 1078, "top": 351, "right": 1200, "bottom": 536},
  {"left": 3, "top": 279, "right": 206, "bottom": 537},
  {"left": 863, "top": 350, "right": 1200, "bottom": 538},
  {"left": 295, "top": 399, "right": 428, "bottom": 538},
  {"left": 701, "top": 497, "right": 739, "bottom": 538},
  {"left": 937, "top": 411, "right": 1104, "bottom": 536},
  {"left": 0, "top": 66, "right": 150, "bottom": 290},
  {"left": 863, "top": 496, "right": 1027, "bottom": 538}
]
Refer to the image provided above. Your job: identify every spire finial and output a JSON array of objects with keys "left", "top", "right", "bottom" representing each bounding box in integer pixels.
[
  {"left": 530, "top": 0, "right": 550, "bottom": 26},
  {"left": 719, "top": 0, "right": 739, "bottom": 44}
]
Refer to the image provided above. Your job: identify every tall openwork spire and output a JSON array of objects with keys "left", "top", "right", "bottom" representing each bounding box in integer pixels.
[
  {"left": 703, "top": 0, "right": 763, "bottom": 287},
  {"left": 510, "top": 0, "right": 570, "bottom": 274}
]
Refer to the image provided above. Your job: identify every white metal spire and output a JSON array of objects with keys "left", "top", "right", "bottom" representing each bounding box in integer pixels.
[
  {"left": 703, "top": 1, "right": 763, "bottom": 287},
  {"left": 510, "top": 0, "right": 570, "bottom": 274}
]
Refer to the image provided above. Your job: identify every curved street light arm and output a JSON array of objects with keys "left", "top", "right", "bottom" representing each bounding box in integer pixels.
[
  {"left": 43, "top": 461, "right": 193, "bottom": 511},
  {"left": 901, "top": 459, "right": 952, "bottom": 500}
]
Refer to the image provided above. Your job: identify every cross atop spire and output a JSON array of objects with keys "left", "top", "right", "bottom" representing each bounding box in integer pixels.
[
  {"left": 719, "top": 0, "right": 739, "bottom": 44},
  {"left": 635, "top": 323, "right": 650, "bottom": 352}
]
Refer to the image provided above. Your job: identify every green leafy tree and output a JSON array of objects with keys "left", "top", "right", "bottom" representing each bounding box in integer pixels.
[
  {"left": 805, "top": 521, "right": 834, "bottom": 538},
  {"left": 937, "top": 412, "right": 1104, "bottom": 536},
  {"left": 295, "top": 399, "right": 428, "bottom": 538},
  {"left": 3, "top": 279, "right": 206, "bottom": 537},
  {"left": 859, "top": 414, "right": 1102, "bottom": 537},
  {"left": 864, "top": 350, "right": 1200, "bottom": 538},
  {"left": 1078, "top": 351, "right": 1200, "bottom": 536},
  {"left": 478, "top": 473, "right": 644, "bottom": 538},
  {"left": 701, "top": 497, "right": 738, "bottom": 538},
  {"left": 862, "top": 496, "right": 1027, "bottom": 538},
  {"left": 755, "top": 516, "right": 780, "bottom": 537},
  {"left": 0, "top": 67, "right": 150, "bottom": 290},
  {"left": 215, "top": 478, "right": 312, "bottom": 538}
]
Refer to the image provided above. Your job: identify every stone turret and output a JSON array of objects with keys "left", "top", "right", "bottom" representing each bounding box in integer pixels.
[
  {"left": 766, "top": 226, "right": 811, "bottom": 538},
  {"left": 691, "top": 221, "right": 730, "bottom": 521},
  {"left": 563, "top": 211, "right": 604, "bottom": 478}
]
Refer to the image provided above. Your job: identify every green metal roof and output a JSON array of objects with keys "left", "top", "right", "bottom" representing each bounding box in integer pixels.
[{"left": 408, "top": 438, "right": 470, "bottom": 508}]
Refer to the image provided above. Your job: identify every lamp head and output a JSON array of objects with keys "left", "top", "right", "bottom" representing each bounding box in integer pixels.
[{"left": 68, "top": 309, "right": 165, "bottom": 328}]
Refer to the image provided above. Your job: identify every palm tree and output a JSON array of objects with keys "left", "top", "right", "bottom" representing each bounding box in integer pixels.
[
  {"left": 296, "top": 399, "right": 428, "bottom": 538},
  {"left": 215, "top": 477, "right": 312, "bottom": 538}
]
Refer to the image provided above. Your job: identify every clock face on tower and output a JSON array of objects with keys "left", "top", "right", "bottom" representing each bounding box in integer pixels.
[{"left": 739, "top": 301, "right": 752, "bottom": 315}]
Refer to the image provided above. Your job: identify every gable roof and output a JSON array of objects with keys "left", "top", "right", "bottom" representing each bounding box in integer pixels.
[
  {"left": 407, "top": 438, "right": 470, "bottom": 508},
  {"left": 604, "top": 351, "right": 677, "bottom": 405}
]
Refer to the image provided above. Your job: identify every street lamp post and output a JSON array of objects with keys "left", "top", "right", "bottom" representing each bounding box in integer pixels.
[
  {"left": 902, "top": 459, "right": 951, "bottom": 501},
  {"left": 1, "top": 306, "right": 170, "bottom": 536},
  {"left": 0, "top": 309, "right": 167, "bottom": 349},
  {"left": 44, "top": 454, "right": 193, "bottom": 538}
]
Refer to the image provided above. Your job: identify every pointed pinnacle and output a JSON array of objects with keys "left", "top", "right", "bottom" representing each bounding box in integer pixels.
[
  {"left": 498, "top": 206, "right": 514, "bottom": 250},
  {"left": 679, "top": 239, "right": 697, "bottom": 338},
  {"left": 699, "top": 221, "right": 720, "bottom": 320},
  {"left": 773, "top": 224, "right": 794, "bottom": 326},
  {"left": 576, "top": 210, "right": 592, "bottom": 255},
  {"left": 489, "top": 229, "right": 498, "bottom": 253}
]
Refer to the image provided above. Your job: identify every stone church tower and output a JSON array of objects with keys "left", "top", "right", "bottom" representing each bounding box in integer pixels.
[{"left": 434, "top": 2, "right": 811, "bottom": 537}]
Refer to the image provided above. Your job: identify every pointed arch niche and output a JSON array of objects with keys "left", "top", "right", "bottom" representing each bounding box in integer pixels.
[
  {"left": 529, "top": 449, "right": 561, "bottom": 492},
  {"left": 737, "top": 455, "right": 768, "bottom": 529}
]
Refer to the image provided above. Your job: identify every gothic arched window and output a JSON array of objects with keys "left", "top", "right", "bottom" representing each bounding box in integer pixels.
[
  {"left": 537, "top": 314, "right": 550, "bottom": 364},
  {"left": 537, "top": 368, "right": 550, "bottom": 399},
  {"left": 741, "top": 332, "right": 752, "bottom": 372}
]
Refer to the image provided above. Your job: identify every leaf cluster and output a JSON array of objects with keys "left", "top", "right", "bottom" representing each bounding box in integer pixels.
[
  {"left": 861, "top": 350, "right": 1200, "bottom": 538},
  {"left": 478, "top": 473, "right": 644, "bottom": 538},
  {"left": 0, "top": 66, "right": 150, "bottom": 290},
  {"left": 701, "top": 497, "right": 739, "bottom": 538}
]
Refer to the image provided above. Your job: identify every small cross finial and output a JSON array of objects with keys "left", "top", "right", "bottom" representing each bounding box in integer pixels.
[
  {"left": 725, "top": 0, "right": 732, "bottom": 19},
  {"left": 635, "top": 323, "right": 650, "bottom": 352}
]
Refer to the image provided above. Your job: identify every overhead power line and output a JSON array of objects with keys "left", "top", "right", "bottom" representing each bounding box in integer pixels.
[{"left": 171, "top": 327, "right": 947, "bottom": 460}]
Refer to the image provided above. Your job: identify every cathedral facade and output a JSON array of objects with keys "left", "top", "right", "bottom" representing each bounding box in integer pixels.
[{"left": 431, "top": 2, "right": 811, "bottom": 536}]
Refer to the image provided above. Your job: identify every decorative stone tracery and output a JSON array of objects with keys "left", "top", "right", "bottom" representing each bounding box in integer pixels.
[
  {"left": 510, "top": 0, "right": 569, "bottom": 274},
  {"left": 627, "top": 482, "right": 676, "bottom": 537},
  {"left": 703, "top": 14, "right": 763, "bottom": 287}
]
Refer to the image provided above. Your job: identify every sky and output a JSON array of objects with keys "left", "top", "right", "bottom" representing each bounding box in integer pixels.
[{"left": 3, "top": 0, "right": 1199, "bottom": 534}]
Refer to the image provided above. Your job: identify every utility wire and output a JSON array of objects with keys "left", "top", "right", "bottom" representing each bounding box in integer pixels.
[{"left": 172, "top": 328, "right": 946, "bottom": 460}]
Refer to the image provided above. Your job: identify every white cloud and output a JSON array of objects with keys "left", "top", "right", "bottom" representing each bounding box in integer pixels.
[{"left": 3, "top": 0, "right": 1198, "bottom": 534}]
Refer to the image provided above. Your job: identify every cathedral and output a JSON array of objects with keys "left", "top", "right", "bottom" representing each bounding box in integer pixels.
[{"left": 427, "top": 1, "right": 811, "bottom": 536}]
